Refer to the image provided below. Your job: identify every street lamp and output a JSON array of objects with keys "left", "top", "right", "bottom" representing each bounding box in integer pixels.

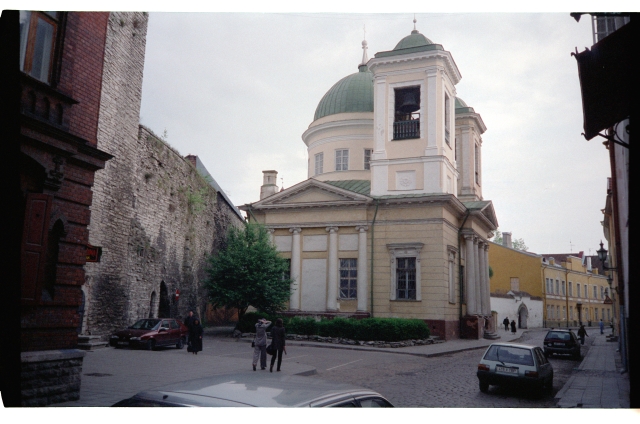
[{"left": 597, "top": 240, "right": 617, "bottom": 270}]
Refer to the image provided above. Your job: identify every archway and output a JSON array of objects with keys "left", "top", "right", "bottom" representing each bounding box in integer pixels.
[
  {"left": 158, "top": 282, "right": 171, "bottom": 318},
  {"left": 517, "top": 303, "right": 529, "bottom": 329},
  {"left": 148, "top": 291, "right": 157, "bottom": 318}
]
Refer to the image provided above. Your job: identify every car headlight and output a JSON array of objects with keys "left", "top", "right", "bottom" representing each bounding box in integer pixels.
[{"left": 130, "top": 337, "right": 141, "bottom": 341}]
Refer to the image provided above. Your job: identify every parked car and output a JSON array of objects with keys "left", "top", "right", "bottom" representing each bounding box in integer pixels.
[
  {"left": 477, "top": 342, "right": 553, "bottom": 396},
  {"left": 112, "top": 373, "right": 394, "bottom": 407},
  {"left": 109, "top": 318, "right": 188, "bottom": 350},
  {"left": 543, "top": 329, "right": 581, "bottom": 359}
]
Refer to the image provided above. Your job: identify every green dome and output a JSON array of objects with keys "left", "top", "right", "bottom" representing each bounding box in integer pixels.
[
  {"left": 314, "top": 65, "right": 374, "bottom": 121},
  {"left": 393, "top": 30, "right": 434, "bottom": 50}
]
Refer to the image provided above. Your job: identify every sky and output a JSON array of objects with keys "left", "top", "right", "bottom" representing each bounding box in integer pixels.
[{"left": 10, "top": 2, "right": 630, "bottom": 257}]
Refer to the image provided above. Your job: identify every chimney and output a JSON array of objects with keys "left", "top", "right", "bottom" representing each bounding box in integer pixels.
[
  {"left": 260, "top": 170, "right": 279, "bottom": 200},
  {"left": 502, "top": 232, "right": 512, "bottom": 248},
  {"left": 587, "top": 256, "right": 592, "bottom": 271},
  {"left": 549, "top": 257, "right": 555, "bottom": 266}
]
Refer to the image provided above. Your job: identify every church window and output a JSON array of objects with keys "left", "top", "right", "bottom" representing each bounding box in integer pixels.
[
  {"left": 364, "top": 149, "right": 372, "bottom": 170},
  {"left": 445, "top": 93, "right": 451, "bottom": 146},
  {"left": 474, "top": 143, "right": 480, "bottom": 185},
  {"left": 315, "top": 153, "right": 323, "bottom": 175},
  {"left": 20, "top": 11, "right": 60, "bottom": 84},
  {"left": 393, "top": 86, "right": 420, "bottom": 140},
  {"left": 339, "top": 259, "right": 357, "bottom": 299},
  {"left": 396, "top": 258, "right": 416, "bottom": 300},
  {"left": 335, "top": 149, "right": 349, "bottom": 171}
]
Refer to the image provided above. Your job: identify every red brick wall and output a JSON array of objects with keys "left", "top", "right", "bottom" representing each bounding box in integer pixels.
[{"left": 59, "top": 13, "right": 109, "bottom": 146}]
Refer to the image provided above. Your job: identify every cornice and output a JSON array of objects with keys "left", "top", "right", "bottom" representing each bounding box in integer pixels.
[
  {"left": 302, "top": 118, "right": 373, "bottom": 145},
  {"left": 455, "top": 111, "right": 487, "bottom": 134},
  {"left": 307, "top": 133, "right": 373, "bottom": 151},
  {"left": 369, "top": 50, "right": 461, "bottom": 85}
]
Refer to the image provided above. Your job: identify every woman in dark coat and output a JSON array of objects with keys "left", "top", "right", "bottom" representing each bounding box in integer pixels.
[
  {"left": 269, "top": 318, "right": 287, "bottom": 372},
  {"left": 510, "top": 320, "right": 517, "bottom": 334},
  {"left": 188, "top": 319, "right": 203, "bottom": 354}
]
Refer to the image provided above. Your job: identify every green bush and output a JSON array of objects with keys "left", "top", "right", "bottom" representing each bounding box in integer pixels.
[{"left": 236, "top": 314, "right": 429, "bottom": 342}]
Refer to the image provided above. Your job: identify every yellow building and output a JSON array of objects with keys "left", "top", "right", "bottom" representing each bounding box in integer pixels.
[
  {"left": 541, "top": 254, "right": 611, "bottom": 329},
  {"left": 241, "top": 24, "right": 498, "bottom": 340},
  {"left": 488, "top": 238, "right": 544, "bottom": 329}
]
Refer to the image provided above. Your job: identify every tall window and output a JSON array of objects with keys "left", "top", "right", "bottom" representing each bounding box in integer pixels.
[
  {"left": 20, "top": 11, "right": 60, "bottom": 84},
  {"left": 577, "top": 283, "right": 581, "bottom": 298},
  {"left": 557, "top": 306, "right": 560, "bottom": 320},
  {"left": 593, "top": 286, "right": 598, "bottom": 299},
  {"left": 585, "top": 285, "right": 589, "bottom": 298},
  {"left": 282, "top": 259, "right": 291, "bottom": 281},
  {"left": 555, "top": 280, "right": 559, "bottom": 294},
  {"left": 569, "top": 282, "right": 573, "bottom": 296},
  {"left": 364, "top": 149, "right": 372, "bottom": 170},
  {"left": 563, "top": 306, "right": 566, "bottom": 320},
  {"left": 570, "top": 306, "right": 574, "bottom": 320},
  {"left": 393, "top": 86, "right": 420, "bottom": 140},
  {"left": 595, "top": 309, "right": 599, "bottom": 320},
  {"left": 562, "top": 281, "right": 566, "bottom": 296},
  {"left": 396, "top": 257, "right": 416, "bottom": 300},
  {"left": 335, "top": 149, "right": 348, "bottom": 171},
  {"left": 444, "top": 93, "right": 451, "bottom": 145},
  {"left": 314, "top": 152, "right": 323, "bottom": 175},
  {"left": 474, "top": 144, "right": 480, "bottom": 185},
  {"left": 600, "top": 286, "right": 605, "bottom": 299},
  {"left": 339, "top": 259, "right": 357, "bottom": 299}
]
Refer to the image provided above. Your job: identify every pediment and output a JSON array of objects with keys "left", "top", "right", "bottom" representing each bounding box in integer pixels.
[{"left": 251, "top": 179, "right": 371, "bottom": 209}]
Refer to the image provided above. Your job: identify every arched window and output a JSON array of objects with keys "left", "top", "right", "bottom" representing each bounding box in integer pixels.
[{"left": 149, "top": 291, "right": 157, "bottom": 318}]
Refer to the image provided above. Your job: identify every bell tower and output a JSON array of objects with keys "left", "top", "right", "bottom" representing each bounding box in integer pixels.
[{"left": 367, "top": 19, "right": 461, "bottom": 197}]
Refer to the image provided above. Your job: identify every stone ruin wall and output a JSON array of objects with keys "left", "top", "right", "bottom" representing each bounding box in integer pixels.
[{"left": 84, "top": 12, "right": 243, "bottom": 337}]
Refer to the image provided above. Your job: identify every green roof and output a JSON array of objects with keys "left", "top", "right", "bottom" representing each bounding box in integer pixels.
[
  {"left": 314, "top": 65, "right": 374, "bottom": 121},
  {"left": 324, "top": 180, "right": 371, "bottom": 195},
  {"left": 462, "top": 200, "right": 490, "bottom": 210},
  {"left": 455, "top": 96, "right": 475, "bottom": 114},
  {"left": 393, "top": 30, "right": 434, "bottom": 50}
]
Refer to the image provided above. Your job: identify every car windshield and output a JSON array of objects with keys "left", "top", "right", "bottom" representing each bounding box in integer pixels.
[
  {"left": 546, "top": 331, "right": 571, "bottom": 340},
  {"left": 484, "top": 345, "right": 534, "bottom": 366},
  {"left": 130, "top": 319, "right": 161, "bottom": 330}
]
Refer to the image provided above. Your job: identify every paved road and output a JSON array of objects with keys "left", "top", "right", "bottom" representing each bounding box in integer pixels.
[{"left": 52, "top": 327, "right": 583, "bottom": 408}]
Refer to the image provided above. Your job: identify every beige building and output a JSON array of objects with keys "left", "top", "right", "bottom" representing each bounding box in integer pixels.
[
  {"left": 241, "top": 22, "right": 498, "bottom": 340},
  {"left": 541, "top": 253, "right": 611, "bottom": 329}
]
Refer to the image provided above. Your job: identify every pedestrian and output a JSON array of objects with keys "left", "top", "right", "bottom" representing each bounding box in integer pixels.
[
  {"left": 184, "top": 310, "right": 199, "bottom": 346},
  {"left": 252, "top": 318, "right": 271, "bottom": 371},
  {"left": 577, "top": 324, "right": 588, "bottom": 345},
  {"left": 269, "top": 318, "right": 287, "bottom": 373},
  {"left": 599, "top": 319, "right": 604, "bottom": 335},
  {"left": 503, "top": 317, "right": 510, "bottom": 331},
  {"left": 188, "top": 318, "right": 203, "bottom": 354},
  {"left": 510, "top": 320, "right": 516, "bottom": 334}
]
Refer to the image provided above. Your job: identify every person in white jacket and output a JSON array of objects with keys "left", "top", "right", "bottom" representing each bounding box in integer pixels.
[{"left": 252, "top": 318, "right": 271, "bottom": 371}]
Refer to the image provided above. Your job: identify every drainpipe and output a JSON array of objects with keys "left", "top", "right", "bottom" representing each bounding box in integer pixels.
[
  {"left": 370, "top": 199, "right": 379, "bottom": 317},
  {"left": 458, "top": 210, "right": 471, "bottom": 338},
  {"left": 565, "top": 268, "right": 570, "bottom": 328}
]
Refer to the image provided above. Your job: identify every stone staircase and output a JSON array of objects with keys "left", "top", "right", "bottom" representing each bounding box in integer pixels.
[
  {"left": 483, "top": 331, "right": 501, "bottom": 340},
  {"left": 77, "top": 335, "right": 110, "bottom": 350}
]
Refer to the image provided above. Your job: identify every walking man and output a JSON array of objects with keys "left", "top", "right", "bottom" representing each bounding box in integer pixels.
[
  {"left": 503, "top": 317, "right": 510, "bottom": 331},
  {"left": 578, "top": 324, "right": 588, "bottom": 345},
  {"left": 599, "top": 319, "right": 604, "bottom": 335}
]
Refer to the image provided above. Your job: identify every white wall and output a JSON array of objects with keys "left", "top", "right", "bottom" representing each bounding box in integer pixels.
[{"left": 491, "top": 296, "right": 544, "bottom": 329}]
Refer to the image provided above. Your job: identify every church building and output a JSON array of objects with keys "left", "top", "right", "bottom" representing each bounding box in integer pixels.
[{"left": 240, "top": 21, "right": 498, "bottom": 340}]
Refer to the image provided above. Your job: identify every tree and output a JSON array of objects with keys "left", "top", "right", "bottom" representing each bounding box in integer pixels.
[
  {"left": 491, "top": 229, "right": 528, "bottom": 251},
  {"left": 206, "top": 223, "right": 292, "bottom": 321}
]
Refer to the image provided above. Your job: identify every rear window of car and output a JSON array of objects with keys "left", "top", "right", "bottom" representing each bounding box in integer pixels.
[
  {"left": 483, "top": 345, "right": 534, "bottom": 366},
  {"left": 546, "top": 331, "right": 571, "bottom": 340}
]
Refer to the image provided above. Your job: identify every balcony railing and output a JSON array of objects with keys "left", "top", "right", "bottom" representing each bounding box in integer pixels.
[{"left": 393, "top": 118, "right": 420, "bottom": 140}]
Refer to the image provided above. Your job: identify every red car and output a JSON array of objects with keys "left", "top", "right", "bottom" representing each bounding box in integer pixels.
[{"left": 110, "top": 318, "right": 188, "bottom": 350}]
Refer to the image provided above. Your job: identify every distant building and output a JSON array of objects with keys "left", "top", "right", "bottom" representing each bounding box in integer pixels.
[{"left": 241, "top": 22, "right": 499, "bottom": 340}]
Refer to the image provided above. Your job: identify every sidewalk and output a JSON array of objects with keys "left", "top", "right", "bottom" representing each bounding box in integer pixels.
[{"left": 554, "top": 328, "right": 630, "bottom": 408}]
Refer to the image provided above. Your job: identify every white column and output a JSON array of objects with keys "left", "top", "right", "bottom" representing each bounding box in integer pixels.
[
  {"left": 425, "top": 68, "right": 438, "bottom": 154},
  {"left": 326, "top": 226, "right": 339, "bottom": 311},
  {"left": 289, "top": 227, "right": 301, "bottom": 310},
  {"left": 464, "top": 234, "right": 476, "bottom": 315},
  {"left": 478, "top": 240, "right": 488, "bottom": 316},
  {"left": 473, "top": 237, "right": 482, "bottom": 315},
  {"left": 483, "top": 244, "right": 491, "bottom": 316},
  {"left": 356, "top": 226, "right": 368, "bottom": 311}
]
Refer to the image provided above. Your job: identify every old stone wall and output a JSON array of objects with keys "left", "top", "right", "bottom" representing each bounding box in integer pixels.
[
  {"left": 20, "top": 350, "right": 85, "bottom": 406},
  {"left": 84, "top": 11, "right": 243, "bottom": 337}
]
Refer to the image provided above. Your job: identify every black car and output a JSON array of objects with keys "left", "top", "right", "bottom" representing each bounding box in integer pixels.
[{"left": 543, "top": 329, "right": 581, "bottom": 359}]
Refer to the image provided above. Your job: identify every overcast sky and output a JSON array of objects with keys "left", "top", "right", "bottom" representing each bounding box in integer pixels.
[
  {"left": 11, "top": 2, "right": 628, "bottom": 257},
  {"left": 134, "top": 10, "right": 616, "bottom": 257}
]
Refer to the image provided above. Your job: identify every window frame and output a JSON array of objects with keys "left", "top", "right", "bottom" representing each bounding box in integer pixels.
[
  {"left": 335, "top": 149, "right": 349, "bottom": 172},
  {"left": 364, "top": 149, "right": 372, "bottom": 170},
  {"left": 20, "top": 11, "right": 60, "bottom": 84},
  {"left": 339, "top": 258, "right": 357, "bottom": 300},
  {"left": 387, "top": 243, "right": 423, "bottom": 301},
  {"left": 314, "top": 152, "right": 324, "bottom": 175}
]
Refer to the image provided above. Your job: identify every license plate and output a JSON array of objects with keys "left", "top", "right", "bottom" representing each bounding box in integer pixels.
[
  {"left": 554, "top": 343, "right": 565, "bottom": 346},
  {"left": 496, "top": 366, "right": 518, "bottom": 374},
  {"left": 117, "top": 341, "right": 128, "bottom": 346}
]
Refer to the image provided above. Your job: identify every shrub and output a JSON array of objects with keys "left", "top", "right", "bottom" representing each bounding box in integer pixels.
[
  {"left": 286, "top": 317, "right": 317, "bottom": 336},
  {"left": 236, "top": 311, "right": 273, "bottom": 333}
]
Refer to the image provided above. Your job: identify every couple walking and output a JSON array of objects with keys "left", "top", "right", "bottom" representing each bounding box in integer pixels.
[{"left": 253, "top": 318, "right": 287, "bottom": 372}]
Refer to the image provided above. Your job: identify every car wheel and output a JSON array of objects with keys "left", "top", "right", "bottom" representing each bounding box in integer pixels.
[
  {"left": 176, "top": 338, "right": 184, "bottom": 349},
  {"left": 479, "top": 379, "right": 489, "bottom": 393},
  {"left": 146, "top": 339, "right": 156, "bottom": 351}
]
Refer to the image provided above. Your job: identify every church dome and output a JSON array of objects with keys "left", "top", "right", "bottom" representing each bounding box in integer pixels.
[
  {"left": 313, "top": 64, "right": 374, "bottom": 121},
  {"left": 393, "top": 29, "right": 434, "bottom": 51}
]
